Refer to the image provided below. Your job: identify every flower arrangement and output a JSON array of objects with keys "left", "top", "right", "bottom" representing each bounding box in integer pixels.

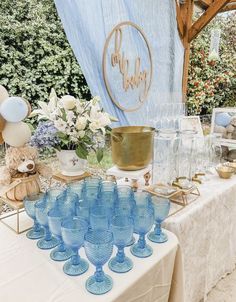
[{"left": 31, "top": 89, "right": 113, "bottom": 162}]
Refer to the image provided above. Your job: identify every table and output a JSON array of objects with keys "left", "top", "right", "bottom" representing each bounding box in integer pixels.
[
  {"left": 165, "top": 174, "right": 236, "bottom": 302},
  {"left": 0, "top": 216, "right": 183, "bottom": 302}
]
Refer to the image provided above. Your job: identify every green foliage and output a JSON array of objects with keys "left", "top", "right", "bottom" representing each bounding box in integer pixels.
[
  {"left": 0, "top": 0, "right": 91, "bottom": 111},
  {"left": 187, "top": 13, "right": 236, "bottom": 115}
]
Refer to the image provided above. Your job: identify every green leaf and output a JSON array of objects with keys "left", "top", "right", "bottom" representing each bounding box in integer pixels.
[
  {"left": 96, "top": 148, "right": 104, "bottom": 163},
  {"left": 76, "top": 144, "right": 89, "bottom": 160},
  {"left": 83, "top": 135, "right": 92, "bottom": 145},
  {"left": 60, "top": 108, "right": 67, "bottom": 122}
]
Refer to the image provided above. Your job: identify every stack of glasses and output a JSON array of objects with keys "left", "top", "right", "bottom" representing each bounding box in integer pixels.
[{"left": 24, "top": 177, "right": 170, "bottom": 295}]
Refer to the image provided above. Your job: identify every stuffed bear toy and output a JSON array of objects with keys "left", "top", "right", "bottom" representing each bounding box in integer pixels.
[{"left": 0, "top": 145, "right": 52, "bottom": 185}]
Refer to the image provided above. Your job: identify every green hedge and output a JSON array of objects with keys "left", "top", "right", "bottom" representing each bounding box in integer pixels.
[
  {"left": 0, "top": 0, "right": 91, "bottom": 109},
  {"left": 187, "top": 13, "right": 236, "bottom": 115}
]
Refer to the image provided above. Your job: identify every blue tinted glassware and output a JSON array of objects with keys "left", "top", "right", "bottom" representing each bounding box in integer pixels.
[
  {"left": 133, "top": 191, "right": 152, "bottom": 208},
  {"left": 75, "top": 199, "right": 90, "bottom": 224},
  {"left": 85, "top": 176, "right": 102, "bottom": 189},
  {"left": 116, "top": 185, "right": 134, "bottom": 202},
  {"left": 108, "top": 215, "right": 133, "bottom": 273},
  {"left": 100, "top": 181, "right": 116, "bottom": 193},
  {"left": 131, "top": 206, "right": 154, "bottom": 258},
  {"left": 35, "top": 193, "right": 58, "bottom": 249},
  {"left": 48, "top": 206, "right": 73, "bottom": 261},
  {"left": 148, "top": 197, "right": 170, "bottom": 243},
  {"left": 68, "top": 181, "right": 85, "bottom": 198},
  {"left": 24, "top": 193, "right": 45, "bottom": 239},
  {"left": 90, "top": 205, "right": 111, "bottom": 231},
  {"left": 56, "top": 190, "right": 78, "bottom": 215},
  {"left": 62, "top": 217, "right": 89, "bottom": 276},
  {"left": 84, "top": 230, "right": 113, "bottom": 295}
]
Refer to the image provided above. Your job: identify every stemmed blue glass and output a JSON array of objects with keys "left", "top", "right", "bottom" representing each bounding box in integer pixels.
[
  {"left": 35, "top": 193, "right": 59, "bottom": 249},
  {"left": 133, "top": 191, "right": 152, "bottom": 208},
  {"left": 75, "top": 199, "right": 90, "bottom": 224},
  {"left": 68, "top": 181, "right": 85, "bottom": 198},
  {"left": 108, "top": 215, "right": 133, "bottom": 273},
  {"left": 23, "top": 193, "right": 45, "bottom": 239},
  {"left": 84, "top": 230, "right": 113, "bottom": 295},
  {"left": 48, "top": 206, "right": 73, "bottom": 261},
  {"left": 61, "top": 217, "right": 89, "bottom": 276},
  {"left": 131, "top": 206, "right": 154, "bottom": 258},
  {"left": 56, "top": 190, "right": 78, "bottom": 215},
  {"left": 90, "top": 205, "right": 111, "bottom": 230},
  {"left": 148, "top": 197, "right": 170, "bottom": 243}
]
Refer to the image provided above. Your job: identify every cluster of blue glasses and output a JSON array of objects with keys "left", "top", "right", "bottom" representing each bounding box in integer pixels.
[{"left": 23, "top": 176, "right": 170, "bottom": 295}]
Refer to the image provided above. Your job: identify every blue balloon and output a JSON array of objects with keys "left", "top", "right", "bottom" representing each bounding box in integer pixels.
[
  {"left": 215, "top": 112, "right": 231, "bottom": 127},
  {"left": 0, "top": 97, "right": 29, "bottom": 122}
]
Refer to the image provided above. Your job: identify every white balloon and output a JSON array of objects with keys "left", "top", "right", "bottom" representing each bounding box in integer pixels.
[
  {"left": 0, "top": 97, "right": 29, "bottom": 122},
  {"left": 0, "top": 85, "right": 9, "bottom": 104},
  {"left": 2, "top": 122, "right": 31, "bottom": 147}
]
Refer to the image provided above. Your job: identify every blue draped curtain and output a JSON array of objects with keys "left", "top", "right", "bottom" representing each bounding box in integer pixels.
[{"left": 54, "top": 0, "right": 184, "bottom": 126}]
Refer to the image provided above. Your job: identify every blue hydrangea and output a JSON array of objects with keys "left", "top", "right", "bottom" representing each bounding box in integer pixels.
[{"left": 30, "top": 121, "right": 60, "bottom": 149}]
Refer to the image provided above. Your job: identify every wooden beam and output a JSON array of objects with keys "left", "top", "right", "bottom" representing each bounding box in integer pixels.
[
  {"left": 176, "top": 1, "right": 184, "bottom": 38},
  {"left": 195, "top": 0, "right": 213, "bottom": 9},
  {"left": 220, "top": 3, "right": 236, "bottom": 12},
  {"left": 182, "top": 1, "right": 194, "bottom": 96},
  {"left": 188, "top": 0, "right": 230, "bottom": 42}
]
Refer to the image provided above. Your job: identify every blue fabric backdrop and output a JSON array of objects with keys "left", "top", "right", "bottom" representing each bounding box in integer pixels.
[{"left": 54, "top": 0, "right": 184, "bottom": 126}]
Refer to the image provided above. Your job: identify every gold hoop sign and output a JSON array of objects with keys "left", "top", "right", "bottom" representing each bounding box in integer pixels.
[{"left": 102, "top": 21, "right": 153, "bottom": 112}]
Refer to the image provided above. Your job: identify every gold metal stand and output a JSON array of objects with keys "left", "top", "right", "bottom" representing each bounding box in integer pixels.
[
  {"left": 52, "top": 171, "right": 91, "bottom": 184},
  {"left": 0, "top": 197, "right": 31, "bottom": 234}
]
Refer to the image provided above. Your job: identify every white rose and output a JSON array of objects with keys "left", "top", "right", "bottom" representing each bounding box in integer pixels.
[
  {"left": 76, "top": 116, "right": 87, "bottom": 130},
  {"left": 99, "top": 112, "right": 111, "bottom": 127},
  {"left": 92, "top": 96, "right": 101, "bottom": 105},
  {"left": 78, "top": 130, "right": 85, "bottom": 138},
  {"left": 61, "top": 95, "right": 76, "bottom": 110}
]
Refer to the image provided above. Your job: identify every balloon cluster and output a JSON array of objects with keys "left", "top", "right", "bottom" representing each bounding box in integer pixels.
[{"left": 0, "top": 85, "right": 32, "bottom": 147}]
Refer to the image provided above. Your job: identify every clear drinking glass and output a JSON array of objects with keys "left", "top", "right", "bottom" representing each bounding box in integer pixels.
[
  {"left": 48, "top": 206, "right": 73, "bottom": 261},
  {"left": 62, "top": 217, "right": 89, "bottom": 276},
  {"left": 24, "top": 193, "right": 45, "bottom": 239},
  {"left": 84, "top": 230, "right": 113, "bottom": 295},
  {"left": 148, "top": 197, "right": 170, "bottom": 243},
  {"left": 108, "top": 215, "right": 133, "bottom": 273},
  {"left": 131, "top": 206, "right": 154, "bottom": 257}
]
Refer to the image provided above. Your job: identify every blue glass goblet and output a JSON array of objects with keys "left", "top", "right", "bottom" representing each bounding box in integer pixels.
[
  {"left": 90, "top": 205, "right": 111, "bottom": 231},
  {"left": 116, "top": 185, "right": 134, "bottom": 202},
  {"left": 68, "top": 181, "right": 85, "bottom": 198},
  {"left": 62, "top": 217, "right": 89, "bottom": 276},
  {"left": 148, "top": 197, "right": 170, "bottom": 243},
  {"left": 134, "top": 191, "right": 152, "bottom": 208},
  {"left": 48, "top": 206, "right": 73, "bottom": 261},
  {"left": 84, "top": 230, "right": 113, "bottom": 295},
  {"left": 85, "top": 176, "right": 102, "bottom": 190},
  {"left": 23, "top": 193, "right": 45, "bottom": 239},
  {"left": 75, "top": 199, "right": 90, "bottom": 224},
  {"left": 35, "top": 194, "right": 58, "bottom": 249},
  {"left": 108, "top": 215, "right": 133, "bottom": 273},
  {"left": 56, "top": 190, "right": 78, "bottom": 215},
  {"left": 131, "top": 206, "right": 154, "bottom": 258}
]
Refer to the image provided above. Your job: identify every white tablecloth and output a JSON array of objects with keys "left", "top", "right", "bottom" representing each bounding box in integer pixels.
[
  {"left": 0, "top": 216, "right": 183, "bottom": 302},
  {"left": 165, "top": 174, "right": 236, "bottom": 302}
]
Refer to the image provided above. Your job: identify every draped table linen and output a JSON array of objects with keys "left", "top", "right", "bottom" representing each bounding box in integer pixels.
[
  {"left": 165, "top": 174, "right": 236, "bottom": 302},
  {"left": 0, "top": 215, "right": 183, "bottom": 302}
]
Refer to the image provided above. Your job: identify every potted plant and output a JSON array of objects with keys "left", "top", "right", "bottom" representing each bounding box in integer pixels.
[{"left": 31, "top": 89, "right": 112, "bottom": 176}]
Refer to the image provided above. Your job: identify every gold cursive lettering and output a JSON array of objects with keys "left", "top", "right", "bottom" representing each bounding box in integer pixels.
[{"left": 111, "top": 28, "right": 148, "bottom": 100}]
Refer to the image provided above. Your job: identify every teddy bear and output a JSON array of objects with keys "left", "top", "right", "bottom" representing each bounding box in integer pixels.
[{"left": 0, "top": 145, "right": 52, "bottom": 185}]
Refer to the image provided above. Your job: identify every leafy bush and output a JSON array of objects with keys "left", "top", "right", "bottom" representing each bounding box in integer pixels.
[
  {"left": 0, "top": 0, "right": 91, "bottom": 111},
  {"left": 187, "top": 13, "right": 236, "bottom": 115}
]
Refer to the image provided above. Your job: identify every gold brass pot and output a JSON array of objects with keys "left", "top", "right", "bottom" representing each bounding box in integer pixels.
[{"left": 111, "top": 126, "right": 155, "bottom": 171}]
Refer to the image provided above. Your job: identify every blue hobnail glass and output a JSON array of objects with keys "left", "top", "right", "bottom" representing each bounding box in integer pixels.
[
  {"left": 90, "top": 205, "right": 112, "bottom": 231},
  {"left": 131, "top": 206, "right": 154, "bottom": 258},
  {"left": 116, "top": 185, "right": 134, "bottom": 203},
  {"left": 133, "top": 191, "right": 152, "bottom": 208},
  {"left": 84, "top": 230, "right": 113, "bottom": 295},
  {"left": 56, "top": 190, "right": 78, "bottom": 215},
  {"left": 23, "top": 193, "right": 45, "bottom": 239},
  {"left": 108, "top": 215, "right": 133, "bottom": 273},
  {"left": 62, "top": 217, "right": 89, "bottom": 276},
  {"left": 35, "top": 192, "right": 59, "bottom": 249},
  {"left": 75, "top": 199, "right": 90, "bottom": 224},
  {"left": 48, "top": 206, "right": 73, "bottom": 261},
  {"left": 100, "top": 181, "right": 116, "bottom": 193},
  {"left": 147, "top": 197, "right": 170, "bottom": 243},
  {"left": 68, "top": 181, "right": 85, "bottom": 198}
]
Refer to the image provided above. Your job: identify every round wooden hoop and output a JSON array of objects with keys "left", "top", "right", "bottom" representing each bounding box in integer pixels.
[{"left": 102, "top": 21, "right": 153, "bottom": 112}]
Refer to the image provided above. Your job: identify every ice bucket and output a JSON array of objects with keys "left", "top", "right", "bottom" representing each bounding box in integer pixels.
[{"left": 111, "top": 126, "right": 155, "bottom": 170}]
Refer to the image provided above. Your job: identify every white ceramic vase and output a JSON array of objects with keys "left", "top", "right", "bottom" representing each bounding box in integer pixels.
[{"left": 56, "top": 150, "right": 87, "bottom": 176}]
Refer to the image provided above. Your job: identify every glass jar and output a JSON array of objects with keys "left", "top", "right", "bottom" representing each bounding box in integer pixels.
[{"left": 152, "top": 129, "right": 179, "bottom": 186}]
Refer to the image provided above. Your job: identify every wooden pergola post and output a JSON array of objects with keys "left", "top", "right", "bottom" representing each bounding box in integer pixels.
[{"left": 175, "top": 0, "right": 234, "bottom": 100}]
